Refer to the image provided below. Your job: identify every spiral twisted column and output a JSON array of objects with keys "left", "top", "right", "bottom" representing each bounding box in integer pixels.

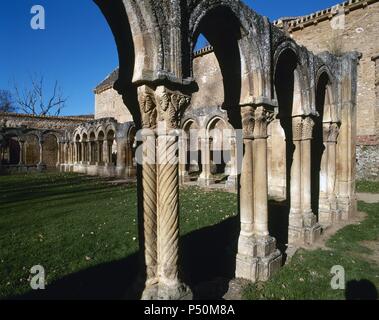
[
  {"left": 155, "top": 85, "right": 192, "bottom": 300},
  {"left": 138, "top": 85, "right": 159, "bottom": 299}
]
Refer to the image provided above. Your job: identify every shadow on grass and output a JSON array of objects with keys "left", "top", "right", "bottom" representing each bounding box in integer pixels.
[
  {"left": 10, "top": 216, "right": 239, "bottom": 300},
  {"left": 345, "top": 280, "right": 378, "bottom": 300}
]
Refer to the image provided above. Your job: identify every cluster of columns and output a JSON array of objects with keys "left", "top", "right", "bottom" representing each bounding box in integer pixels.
[
  {"left": 288, "top": 116, "right": 322, "bottom": 245},
  {"left": 319, "top": 122, "right": 341, "bottom": 226},
  {"left": 178, "top": 130, "right": 238, "bottom": 189},
  {"left": 235, "top": 104, "right": 282, "bottom": 282},
  {"left": 16, "top": 136, "right": 46, "bottom": 170}
]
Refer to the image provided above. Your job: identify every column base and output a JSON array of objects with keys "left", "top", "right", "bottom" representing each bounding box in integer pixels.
[
  {"left": 235, "top": 235, "right": 258, "bottom": 282},
  {"left": 179, "top": 171, "right": 190, "bottom": 184},
  {"left": 37, "top": 163, "right": 46, "bottom": 172},
  {"left": 116, "top": 166, "right": 126, "bottom": 177},
  {"left": 304, "top": 223, "right": 322, "bottom": 245},
  {"left": 126, "top": 166, "right": 137, "bottom": 179},
  {"left": 289, "top": 223, "right": 322, "bottom": 245},
  {"left": 235, "top": 253, "right": 259, "bottom": 282},
  {"left": 256, "top": 236, "right": 282, "bottom": 281},
  {"left": 235, "top": 235, "right": 282, "bottom": 282},
  {"left": 319, "top": 209, "right": 333, "bottom": 228},
  {"left": 225, "top": 175, "right": 237, "bottom": 191},
  {"left": 158, "top": 281, "right": 193, "bottom": 300},
  {"left": 198, "top": 176, "right": 215, "bottom": 187},
  {"left": 338, "top": 196, "right": 356, "bottom": 221},
  {"left": 142, "top": 281, "right": 192, "bottom": 300}
]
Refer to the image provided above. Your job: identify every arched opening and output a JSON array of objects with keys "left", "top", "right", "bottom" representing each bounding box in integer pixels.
[
  {"left": 208, "top": 118, "right": 228, "bottom": 179},
  {"left": 89, "top": 132, "right": 96, "bottom": 164},
  {"left": 313, "top": 71, "right": 337, "bottom": 226},
  {"left": 183, "top": 4, "right": 243, "bottom": 293},
  {"left": 192, "top": 6, "right": 242, "bottom": 112},
  {"left": 127, "top": 126, "right": 137, "bottom": 172},
  {"left": 82, "top": 133, "right": 88, "bottom": 163},
  {"left": 107, "top": 130, "right": 116, "bottom": 166},
  {"left": 272, "top": 47, "right": 300, "bottom": 252},
  {"left": 3, "top": 136, "right": 20, "bottom": 165},
  {"left": 75, "top": 134, "right": 81, "bottom": 162},
  {"left": 97, "top": 131, "right": 105, "bottom": 164},
  {"left": 25, "top": 134, "right": 39, "bottom": 166},
  {"left": 43, "top": 134, "right": 59, "bottom": 168},
  {"left": 183, "top": 120, "right": 200, "bottom": 178}
]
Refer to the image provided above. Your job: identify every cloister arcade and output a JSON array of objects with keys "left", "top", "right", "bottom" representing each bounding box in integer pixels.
[
  {"left": 0, "top": 0, "right": 359, "bottom": 301},
  {"left": 89, "top": 0, "right": 359, "bottom": 300}
]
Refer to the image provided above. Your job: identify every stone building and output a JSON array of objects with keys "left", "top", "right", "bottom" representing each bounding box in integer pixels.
[
  {"left": 274, "top": 0, "right": 379, "bottom": 180},
  {"left": 0, "top": 0, "right": 364, "bottom": 300}
]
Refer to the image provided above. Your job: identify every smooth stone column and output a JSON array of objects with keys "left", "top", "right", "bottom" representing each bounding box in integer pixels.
[
  {"left": 252, "top": 106, "right": 282, "bottom": 281},
  {"left": 226, "top": 136, "right": 238, "bottom": 190},
  {"left": 18, "top": 140, "right": 25, "bottom": 165},
  {"left": 116, "top": 138, "right": 127, "bottom": 177},
  {"left": 37, "top": 139, "right": 46, "bottom": 171},
  {"left": 288, "top": 117, "right": 304, "bottom": 245},
  {"left": 198, "top": 136, "right": 214, "bottom": 187},
  {"left": 327, "top": 123, "right": 340, "bottom": 223},
  {"left": 301, "top": 117, "right": 321, "bottom": 244},
  {"left": 318, "top": 123, "right": 332, "bottom": 226},
  {"left": 235, "top": 106, "right": 258, "bottom": 282}
]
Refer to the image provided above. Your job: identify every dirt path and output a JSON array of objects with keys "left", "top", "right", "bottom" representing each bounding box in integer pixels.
[{"left": 357, "top": 193, "right": 379, "bottom": 204}]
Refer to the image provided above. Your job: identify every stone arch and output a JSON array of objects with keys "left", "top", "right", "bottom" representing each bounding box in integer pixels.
[
  {"left": 22, "top": 133, "right": 39, "bottom": 165},
  {"left": 206, "top": 116, "right": 230, "bottom": 175},
  {"left": 273, "top": 41, "right": 311, "bottom": 117},
  {"left": 271, "top": 42, "right": 308, "bottom": 247},
  {"left": 315, "top": 66, "right": 339, "bottom": 123},
  {"left": 188, "top": 0, "right": 268, "bottom": 102},
  {"left": 182, "top": 118, "right": 200, "bottom": 175},
  {"left": 312, "top": 69, "right": 341, "bottom": 225}
]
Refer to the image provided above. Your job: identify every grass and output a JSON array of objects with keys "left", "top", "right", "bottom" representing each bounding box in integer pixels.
[
  {"left": 356, "top": 180, "right": 379, "bottom": 194},
  {"left": 1, "top": 172, "right": 378, "bottom": 300},
  {"left": 0, "top": 172, "right": 237, "bottom": 299},
  {"left": 243, "top": 201, "right": 379, "bottom": 300}
]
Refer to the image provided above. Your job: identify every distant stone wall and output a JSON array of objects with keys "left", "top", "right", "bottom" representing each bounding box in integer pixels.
[
  {"left": 95, "top": 87, "right": 133, "bottom": 123},
  {"left": 0, "top": 112, "right": 91, "bottom": 131},
  {"left": 356, "top": 145, "right": 379, "bottom": 180},
  {"left": 275, "top": 0, "right": 379, "bottom": 180}
]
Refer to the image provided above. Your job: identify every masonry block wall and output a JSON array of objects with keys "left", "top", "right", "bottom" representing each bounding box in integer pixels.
[
  {"left": 95, "top": 87, "right": 133, "bottom": 123},
  {"left": 276, "top": 0, "right": 379, "bottom": 180}
]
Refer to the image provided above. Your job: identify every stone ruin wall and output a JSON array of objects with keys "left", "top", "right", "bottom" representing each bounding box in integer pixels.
[
  {"left": 276, "top": 0, "right": 379, "bottom": 180},
  {"left": 0, "top": 113, "right": 93, "bottom": 167},
  {"left": 95, "top": 87, "right": 133, "bottom": 123}
]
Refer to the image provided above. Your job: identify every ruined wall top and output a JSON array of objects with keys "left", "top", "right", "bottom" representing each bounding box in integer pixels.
[
  {"left": 273, "top": 0, "right": 379, "bottom": 32},
  {"left": 0, "top": 112, "right": 94, "bottom": 131}
]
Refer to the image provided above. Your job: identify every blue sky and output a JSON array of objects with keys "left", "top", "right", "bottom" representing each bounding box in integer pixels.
[{"left": 0, "top": 0, "right": 341, "bottom": 116}]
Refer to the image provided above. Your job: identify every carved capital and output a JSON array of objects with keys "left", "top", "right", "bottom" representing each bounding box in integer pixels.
[
  {"left": 324, "top": 122, "right": 340, "bottom": 143},
  {"left": 156, "top": 86, "right": 190, "bottom": 130},
  {"left": 241, "top": 106, "right": 255, "bottom": 139},
  {"left": 138, "top": 85, "right": 157, "bottom": 129},
  {"left": 301, "top": 117, "right": 315, "bottom": 141},
  {"left": 292, "top": 117, "right": 303, "bottom": 141},
  {"left": 253, "top": 106, "right": 275, "bottom": 139}
]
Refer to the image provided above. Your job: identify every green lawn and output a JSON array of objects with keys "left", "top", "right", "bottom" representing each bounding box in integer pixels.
[
  {"left": 243, "top": 201, "right": 379, "bottom": 300},
  {"left": 0, "top": 172, "right": 237, "bottom": 299},
  {"left": 356, "top": 180, "right": 379, "bottom": 193},
  {"left": 1, "top": 173, "right": 378, "bottom": 300}
]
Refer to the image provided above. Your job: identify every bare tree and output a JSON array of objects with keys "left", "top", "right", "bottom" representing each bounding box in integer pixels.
[
  {"left": 13, "top": 75, "right": 67, "bottom": 116},
  {"left": 0, "top": 90, "right": 16, "bottom": 113}
]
